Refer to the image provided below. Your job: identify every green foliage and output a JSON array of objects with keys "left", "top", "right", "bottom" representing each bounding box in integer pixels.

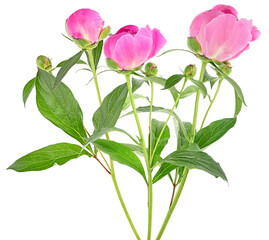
[
  {"left": 8, "top": 143, "right": 91, "bottom": 172},
  {"left": 93, "top": 83, "right": 128, "bottom": 130},
  {"left": 203, "top": 69, "right": 220, "bottom": 88},
  {"left": 179, "top": 85, "right": 198, "bottom": 99},
  {"left": 189, "top": 79, "right": 207, "bottom": 98},
  {"left": 54, "top": 50, "right": 84, "bottom": 89},
  {"left": 88, "top": 40, "right": 104, "bottom": 70},
  {"left": 161, "top": 149, "right": 227, "bottom": 181},
  {"left": 149, "top": 119, "right": 170, "bottom": 166},
  {"left": 92, "top": 139, "right": 146, "bottom": 181},
  {"left": 194, "top": 118, "right": 236, "bottom": 149},
  {"left": 164, "top": 74, "right": 184, "bottom": 89},
  {"left": 35, "top": 69, "right": 87, "bottom": 145},
  {"left": 23, "top": 77, "right": 35, "bottom": 106}
]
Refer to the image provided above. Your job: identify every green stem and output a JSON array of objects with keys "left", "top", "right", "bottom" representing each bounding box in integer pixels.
[
  {"left": 190, "top": 61, "right": 208, "bottom": 142},
  {"left": 149, "top": 81, "right": 154, "bottom": 168},
  {"left": 156, "top": 62, "right": 208, "bottom": 240},
  {"left": 150, "top": 79, "right": 187, "bottom": 165},
  {"left": 156, "top": 168, "right": 189, "bottom": 240},
  {"left": 88, "top": 50, "right": 141, "bottom": 240},
  {"left": 87, "top": 50, "right": 102, "bottom": 105},
  {"left": 125, "top": 75, "right": 152, "bottom": 240},
  {"left": 200, "top": 79, "right": 223, "bottom": 129}
]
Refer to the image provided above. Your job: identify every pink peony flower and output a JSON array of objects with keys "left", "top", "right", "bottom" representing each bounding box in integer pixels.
[
  {"left": 66, "top": 8, "right": 106, "bottom": 44},
  {"left": 104, "top": 25, "right": 166, "bottom": 71},
  {"left": 189, "top": 4, "right": 260, "bottom": 62}
]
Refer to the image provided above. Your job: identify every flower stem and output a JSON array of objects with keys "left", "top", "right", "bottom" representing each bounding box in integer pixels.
[
  {"left": 150, "top": 79, "right": 187, "bottom": 166},
  {"left": 149, "top": 81, "right": 154, "bottom": 170},
  {"left": 88, "top": 50, "right": 141, "bottom": 240},
  {"left": 156, "top": 61, "right": 207, "bottom": 240},
  {"left": 200, "top": 79, "right": 223, "bottom": 129},
  {"left": 125, "top": 74, "right": 152, "bottom": 240}
]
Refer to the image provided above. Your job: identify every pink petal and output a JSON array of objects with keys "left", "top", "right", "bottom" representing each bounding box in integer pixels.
[
  {"left": 202, "top": 15, "right": 252, "bottom": 62},
  {"left": 229, "top": 44, "right": 250, "bottom": 61},
  {"left": 104, "top": 32, "right": 126, "bottom": 59},
  {"left": 116, "top": 25, "right": 139, "bottom": 35},
  {"left": 66, "top": 8, "right": 104, "bottom": 43},
  {"left": 190, "top": 10, "right": 223, "bottom": 38},
  {"left": 147, "top": 28, "right": 167, "bottom": 60},
  {"left": 113, "top": 34, "right": 136, "bottom": 70},
  {"left": 211, "top": 4, "right": 238, "bottom": 18},
  {"left": 251, "top": 25, "right": 261, "bottom": 41}
]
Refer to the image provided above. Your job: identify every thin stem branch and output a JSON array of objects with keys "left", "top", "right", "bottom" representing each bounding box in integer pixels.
[
  {"left": 200, "top": 79, "right": 223, "bottom": 129},
  {"left": 156, "top": 61, "right": 208, "bottom": 240},
  {"left": 88, "top": 50, "right": 141, "bottom": 240},
  {"left": 150, "top": 79, "right": 187, "bottom": 165},
  {"left": 149, "top": 81, "right": 154, "bottom": 169},
  {"left": 93, "top": 154, "right": 111, "bottom": 175},
  {"left": 125, "top": 75, "right": 152, "bottom": 240}
]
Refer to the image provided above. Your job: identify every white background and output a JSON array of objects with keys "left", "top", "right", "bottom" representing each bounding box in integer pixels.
[{"left": 0, "top": 0, "right": 268, "bottom": 239}]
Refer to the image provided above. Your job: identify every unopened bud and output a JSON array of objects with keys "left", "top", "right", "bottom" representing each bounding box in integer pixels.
[
  {"left": 145, "top": 62, "right": 158, "bottom": 77},
  {"left": 36, "top": 55, "right": 52, "bottom": 71},
  {"left": 184, "top": 64, "right": 197, "bottom": 79},
  {"left": 216, "top": 61, "right": 232, "bottom": 78}
]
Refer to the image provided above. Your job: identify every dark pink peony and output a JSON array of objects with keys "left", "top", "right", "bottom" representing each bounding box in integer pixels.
[{"left": 104, "top": 25, "right": 166, "bottom": 70}]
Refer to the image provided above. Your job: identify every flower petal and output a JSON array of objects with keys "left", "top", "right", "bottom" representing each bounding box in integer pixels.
[
  {"left": 104, "top": 32, "right": 126, "bottom": 59},
  {"left": 203, "top": 15, "right": 252, "bottom": 62},
  {"left": 147, "top": 28, "right": 167, "bottom": 60},
  {"left": 211, "top": 4, "right": 238, "bottom": 18},
  {"left": 190, "top": 10, "right": 223, "bottom": 38},
  {"left": 251, "top": 25, "right": 261, "bottom": 41},
  {"left": 66, "top": 8, "right": 104, "bottom": 43},
  {"left": 116, "top": 25, "right": 139, "bottom": 35}
]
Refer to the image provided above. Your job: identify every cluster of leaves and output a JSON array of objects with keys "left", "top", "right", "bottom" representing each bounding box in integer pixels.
[{"left": 10, "top": 42, "right": 246, "bottom": 188}]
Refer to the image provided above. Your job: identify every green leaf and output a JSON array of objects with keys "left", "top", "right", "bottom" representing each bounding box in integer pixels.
[
  {"left": 149, "top": 119, "right": 170, "bottom": 166},
  {"left": 211, "top": 62, "right": 246, "bottom": 105},
  {"left": 143, "top": 76, "right": 179, "bottom": 104},
  {"left": 194, "top": 118, "right": 236, "bottom": 149},
  {"left": 121, "top": 143, "right": 144, "bottom": 156},
  {"left": 54, "top": 50, "right": 84, "bottom": 89},
  {"left": 93, "top": 83, "right": 128, "bottom": 130},
  {"left": 55, "top": 59, "right": 87, "bottom": 68},
  {"left": 23, "top": 77, "right": 35, "bottom": 106},
  {"left": 35, "top": 69, "right": 87, "bottom": 144},
  {"left": 164, "top": 74, "right": 184, "bottom": 89},
  {"left": 92, "top": 139, "right": 146, "bottom": 181},
  {"left": 153, "top": 163, "right": 177, "bottom": 183},
  {"left": 203, "top": 69, "right": 220, "bottom": 88},
  {"left": 122, "top": 105, "right": 188, "bottom": 141},
  {"left": 174, "top": 121, "right": 192, "bottom": 150},
  {"left": 153, "top": 143, "right": 198, "bottom": 184},
  {"left": 234, "top": 90, "right": 242, "bottom": 117},
  {"left": 132, "top": 77, "right": 144, "bottom": 92},
  {"left": 157, "top": 48, "right": 194, "bottom": 57},
  {"left": 84, "top": 127, "right": 139, "bottom": 147},
  {"left": 190, "top": 79, "right": 207, "bottom": 98},
  {"left": 161, "top": 149, "right": 228, "bottom": 181},
  {"left": 179, "top": 85, "right": 198, "bottom": 99},
  {"left": 8, "top": 143, "right": 91, "bottom": 172},
  {"left": 122, "top": 94, "right": 149, "bottom": 111}
]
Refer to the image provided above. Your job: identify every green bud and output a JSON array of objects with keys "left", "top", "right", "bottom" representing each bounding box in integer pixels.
[
  {"left": 187, "top": 37, "right": 201, "bottom": 53},
  {"left": 36, "top": 55, "right": 52, "bottom": 71},
  {"left": 216, "top": 61, "right": 232, "bottom": 78},
  {"left": 184, "top": 64, "right": 197, "bottom": 79},
  {"left": 144, "top": 62, "right": 158, "bottom": 77},
  {"left": 99, "top": 26, "right": 111, "bottom": 41},
  {"left": 106, "top": 58, "right": 120, "bottom": 70}
]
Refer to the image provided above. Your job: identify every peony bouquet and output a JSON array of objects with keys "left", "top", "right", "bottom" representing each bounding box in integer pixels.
[{"left": 8, "top": 4, "right": 260, "bottom": 240}]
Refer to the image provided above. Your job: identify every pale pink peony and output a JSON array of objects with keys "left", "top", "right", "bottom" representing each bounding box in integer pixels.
[
  {"left": 66, "top": 8, "right": 104, "bottom": 44},
  {"left": 190, "top": 4, "right": 260, "bottom": 62},
  {"left": 104, "top": 25, "right": 166, "bottom": 70}
]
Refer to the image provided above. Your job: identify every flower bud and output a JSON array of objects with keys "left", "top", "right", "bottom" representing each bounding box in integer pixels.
[
  {"left": 216, "top": 61, "right": 232, "bottom": 77},
  {"left": 145, "top": 62, "right": 158, "bottom": 77},
  {"left": 184, "top": 64, "right": 197, "bottom": 79},
  {"left": 36, "top": 55, "right": 52, "bottom": 71}
]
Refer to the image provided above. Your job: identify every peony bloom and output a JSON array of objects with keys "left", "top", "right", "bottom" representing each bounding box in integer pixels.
[
  {"left": 104, "top": 25, "right": 166, "bottom": 71},
  {"left": 66, "top": 8, "right": 109, "bottom": 46},
  {"left": 189, "top": 4, "right": 260, "bottom": 62}
]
